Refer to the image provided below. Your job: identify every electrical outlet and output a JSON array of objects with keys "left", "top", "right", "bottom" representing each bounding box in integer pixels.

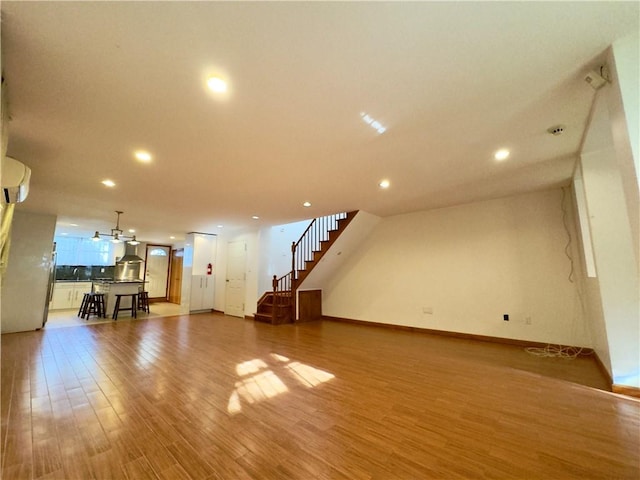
[
  {"left": 422, "top": 306, "right": 433, "bottom": 315},
  {"left": 525, "top": 316, "right": 532, "bottom": 325},
  {"left": 503, "top": 314, "right": 509, "bottom": 321}
]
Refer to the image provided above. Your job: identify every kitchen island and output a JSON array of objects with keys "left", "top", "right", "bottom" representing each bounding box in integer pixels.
[{"left": 93, "top": 280, "right": 145, "bottom": 318}]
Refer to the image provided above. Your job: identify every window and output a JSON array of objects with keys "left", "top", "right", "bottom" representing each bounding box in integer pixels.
[{"left": 54, "top": 236, "right": 120, "bottom": 265}]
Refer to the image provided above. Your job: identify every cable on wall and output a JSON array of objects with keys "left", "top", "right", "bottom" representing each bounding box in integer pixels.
[{"left": 525, "top": 187, "right": 590, "bottom": 360}]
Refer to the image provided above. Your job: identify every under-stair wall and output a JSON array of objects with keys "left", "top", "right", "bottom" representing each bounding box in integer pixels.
[
  {"left": 255, "top": 210, "right": 373, "bottom": 324},
  {"left": 297, "top": 211, "right": 381, "bottom": 292}
]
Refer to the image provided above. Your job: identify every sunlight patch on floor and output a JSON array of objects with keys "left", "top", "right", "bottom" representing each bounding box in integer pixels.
[
  {"left": 227, "top": 352, "right": 335, "bottom": 415},
  {"left": 285, "top": 361, "right": 335, "bottom": 387},
  {"left": 236, "top": 359, "right": 268, "bottom": 376}
]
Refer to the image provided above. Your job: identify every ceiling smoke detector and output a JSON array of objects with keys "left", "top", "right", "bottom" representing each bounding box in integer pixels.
[{"left": 547, "top": 125, "right": 565, "bottom": 136}]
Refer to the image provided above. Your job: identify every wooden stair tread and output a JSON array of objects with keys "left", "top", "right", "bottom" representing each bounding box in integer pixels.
[{"left": 256, "top": 211, "right": 358, "bottom": 325}]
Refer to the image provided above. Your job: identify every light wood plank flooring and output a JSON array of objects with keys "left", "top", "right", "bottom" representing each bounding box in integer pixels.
[{"left": 2, "top": 313, "right": 638, "bottom": 479}]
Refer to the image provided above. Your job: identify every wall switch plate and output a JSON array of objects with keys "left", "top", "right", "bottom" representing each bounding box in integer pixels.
[
  {"left": 525, "top": 316, "right": 532, "bottom": 325},
  {"left": 503, "top": 314, "right": 509, "bottom": 321}
]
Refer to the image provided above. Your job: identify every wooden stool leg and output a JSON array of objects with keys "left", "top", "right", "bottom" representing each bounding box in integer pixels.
[
  {"left": 78, "top": 293, "right": 90, "bottom": 318},
  {"left": 81, "top": 293, "right": 94, "bottom": 320},
  {"left": 112, "top": 295, "right": 121, "bottom": 320},
  {"left": 97, "top": 295, "right": 106, "bottom": 318}
]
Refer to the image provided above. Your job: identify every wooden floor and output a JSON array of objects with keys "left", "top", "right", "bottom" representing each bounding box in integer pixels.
[{"left": 1, "top": 313, "right": 638, "bottom": 479}]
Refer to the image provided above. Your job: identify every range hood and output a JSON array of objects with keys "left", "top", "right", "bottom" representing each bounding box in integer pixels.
[{"left": 117, "top": 243, "right": 144, "bottom": 263}]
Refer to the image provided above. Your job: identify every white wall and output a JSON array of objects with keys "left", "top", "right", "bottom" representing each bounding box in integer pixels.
[
  {"left": 1, "top": 210, "right": 56, "bottom": 333},
  {"left": 576, "top": 42, "right": 640, "bottom": 388},
  {"left": 267, "top": 220, "right": 310, "bottom": 280},
  {"left": 322, "top": 189, "right": 591, "bottom": 347},
  {"left": 302, "top": 211, "right": 381, "bottom": 290},
  {"left": 609, "top": 33, "right": 639, "bottom": 268},
  {"left": 253, "top": 220, "right": 310, "bottom": 300}
]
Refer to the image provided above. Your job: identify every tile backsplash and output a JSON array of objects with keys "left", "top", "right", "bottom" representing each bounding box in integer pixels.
[{"left": 55, "top": 265, "right": 115, "bottom": 281}]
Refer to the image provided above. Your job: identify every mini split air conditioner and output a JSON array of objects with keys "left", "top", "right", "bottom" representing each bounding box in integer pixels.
[{"left": 1, "top": 156, "right": 31, "bottom": 203}]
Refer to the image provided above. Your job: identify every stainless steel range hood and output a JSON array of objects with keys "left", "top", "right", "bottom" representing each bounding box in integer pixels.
[
  {"left": 115, "top": 244, "right": 144, "bottom": 281},
  {"left": 118, "top": 243, "right": 144, "bottom": 263}
]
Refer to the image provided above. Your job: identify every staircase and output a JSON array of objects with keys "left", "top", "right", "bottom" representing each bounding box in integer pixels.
[{"left": 254, "top": 211, "right": 357, "bottom": 324}]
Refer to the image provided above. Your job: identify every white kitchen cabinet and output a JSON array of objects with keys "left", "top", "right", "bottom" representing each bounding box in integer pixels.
[
  {"left": 50, "top": 282, "right": 92, "bottom": 310},
  {"left": 192, "top": 234, "right": 217, "bottom": 276},
  {"left": 190, "top": 275, "right": 215, "bottom": 311},
  {"left": 184, "top": 233, "right": 217, "bottom": 313}
]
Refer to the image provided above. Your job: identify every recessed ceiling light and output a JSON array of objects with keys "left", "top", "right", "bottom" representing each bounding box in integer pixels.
[
  {"left": 169, "top": 236, "right": 175, "bottom": 239},
  {"left": 102, "top": 179, "right": 116, "bottom": 187},
  {"left": 69, "top": 223, "right": 78, "bottom": 227},
  {"left": 494, "top": 149, "right": 510, "bottom": 161},
  {"left": 217, "top": 225, "right": 224, "bottom": 228},
  {"left": 207, "top": 76, "right": 227, "bottom": 93},
  {"left": 128, "top": 229, "right": 135, "bottom": 233},
  {"left": 379, "top": 179, "right": 390, "bottom": 189},
  {"left": 252, "top": 216, "right": 259, "bottom": 220},
  {"left": 134, "top": 150, "right": 152, "bottom": 162},
  {"left": 303, "top": 201, "right": 312, "bottom": 207}
]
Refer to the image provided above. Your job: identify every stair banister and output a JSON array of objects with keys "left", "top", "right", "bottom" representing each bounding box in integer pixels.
[
  {"left": 272, "top": 275, "right": 277, "bottom": 324},
  {"left": 257, "top": 211, "right": 355, "bottom": 324}
]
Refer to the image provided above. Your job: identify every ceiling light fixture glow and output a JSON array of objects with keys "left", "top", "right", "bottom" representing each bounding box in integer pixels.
[
  {"left": 303, "top": 201, "right": 312, "bottom": 207},
  {"left": 360, "top": 112, "right": 387, "bottom": 134},
  {"left": 102, "top": 179, "right": 116, "bottom": 187},
  {"left": 494, "top": 149, "right": 510, "bottom": 161},
  {"left": 207, "top": 76, "right": 228, "bottom": 93},
  {"left": 134, "top": 150, "right": 152, "bottom": 162},
  {"left": 252, "top": 216, "right": 259, "bottom": 220},
  {"left": 379, "top": 179, "right": 390, "bottom": 189}
]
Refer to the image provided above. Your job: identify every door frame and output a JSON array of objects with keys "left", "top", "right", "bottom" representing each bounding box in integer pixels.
[
  {"left": 143, "top": 244, "right": 172, "bottom": 301},
  {"left": 168, "top": 248, "right": 184, "bottom": 305}
]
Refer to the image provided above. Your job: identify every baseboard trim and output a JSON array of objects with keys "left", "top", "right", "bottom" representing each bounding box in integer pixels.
[
  {"left": 323, "top": 315, "right": 592, "bottom": 352},
  {"left": 592, "top": 352, "right": 614, "bottom": 386},
  {"left": 612, "top": 384, "right": 640, "bottom": 399}
]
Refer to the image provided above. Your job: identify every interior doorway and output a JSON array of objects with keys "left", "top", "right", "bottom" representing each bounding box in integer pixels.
[
  {"left": 144, "top": 245, "right": 171, "bottom": 300},
  {"left": 224, "top": 241, "right": 247, "bottom": 318},
  {"left": 168, "top": 248, "right": 183, "bottom": 304}
]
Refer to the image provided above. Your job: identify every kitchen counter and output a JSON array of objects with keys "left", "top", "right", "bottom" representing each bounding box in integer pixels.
[
  {"left": 93, "top": 280, "right": 145, "bottom": 284},
  {"left": 93, "top": 281, "right": 145, "bottom": 317}
]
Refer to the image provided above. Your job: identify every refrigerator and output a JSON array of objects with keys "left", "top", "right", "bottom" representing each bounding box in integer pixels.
[{"left": 42, "top": 242, "right": 56, "bottom": 327}]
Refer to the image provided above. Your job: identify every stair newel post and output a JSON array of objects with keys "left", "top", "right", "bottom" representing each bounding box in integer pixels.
[
  {"left": 272, "top": 275, "right": 278, "bottom": 324},
  {"left": 290, "top": 241, "right": 297, "bottom": 321},
  {"left": 291, "top": 241, "right": 296, "bottom": 280}
]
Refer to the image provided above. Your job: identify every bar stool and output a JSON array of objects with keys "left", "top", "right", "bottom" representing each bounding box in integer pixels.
[
  {"left": 138, "top": 291, "right": 150, "bottom": 313},
  {"left": 92, "top": 293, "right": 106, "bottom": 318},
  {"left": 112, "top": 293, "right": 138, "bottom": 320},
  {"left": 80, "top": 293, "right": 106, "bottom": 320},
  {"left": 77, "top": 293, "right": 92, "bottom": 317}
]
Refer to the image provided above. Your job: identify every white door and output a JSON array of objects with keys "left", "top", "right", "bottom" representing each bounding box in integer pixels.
[
  {"left": 146, "top": 245, "right": 170, "bottom": 299},
  {"left": 225, "top": 241, "right": 246, "bottom": 318}
]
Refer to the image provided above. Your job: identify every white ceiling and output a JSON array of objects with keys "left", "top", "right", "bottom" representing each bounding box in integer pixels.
[{"left": 1, "top": 2, "right": 637, "bottom": 243}]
